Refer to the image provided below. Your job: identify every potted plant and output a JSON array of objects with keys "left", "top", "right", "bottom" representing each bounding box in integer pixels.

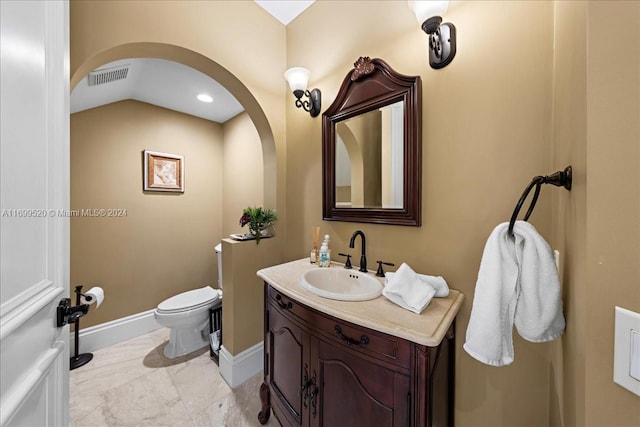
[{"left": 239, "top": 206, "right": 278, "bottom": 244}]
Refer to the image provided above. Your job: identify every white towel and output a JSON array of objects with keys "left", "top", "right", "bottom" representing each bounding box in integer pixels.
[
  {"left": 383, "top": 263, "right": 436, "bottom": 314},
  {"left": 419, "top": 274, "right": 449, "bottom": 298},
  {"left": 463, "top": 221, "right": 565, "bottom": 366},
  {"left": 385, "top": 272, "right": 450, "bottom": 298}
]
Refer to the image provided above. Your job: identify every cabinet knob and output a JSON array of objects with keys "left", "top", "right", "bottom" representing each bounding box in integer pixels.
[{"left": 275, "top": 294, "right": 292, "bottom": 310}]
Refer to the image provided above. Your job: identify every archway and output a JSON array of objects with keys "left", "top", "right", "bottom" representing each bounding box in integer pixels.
[
  {"left": 68, "top": 42, "right": 282, "bottom": 369},
  {"left": 70, "top": 42, "right": 277, "bottom": 207}
]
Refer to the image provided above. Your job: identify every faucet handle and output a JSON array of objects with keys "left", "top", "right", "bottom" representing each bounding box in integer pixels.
[
  {"left": 375, "top": 261, "right": 395, "bottom": 277},
  {"left": 338, "top": 253, "right": 352, "bottom": 269}
]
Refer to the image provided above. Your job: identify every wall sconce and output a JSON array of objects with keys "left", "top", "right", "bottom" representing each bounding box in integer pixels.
[
  {"left": 408, "top": 0, "right": 456, "bottom": 69},
  {"left": 284, "top": 67, "right": 322, "bottom": 117}
]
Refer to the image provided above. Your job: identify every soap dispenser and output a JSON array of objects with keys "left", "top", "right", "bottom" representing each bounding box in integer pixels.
[{"left": 318, "top": 235, "right": 331, "bottom": 267}]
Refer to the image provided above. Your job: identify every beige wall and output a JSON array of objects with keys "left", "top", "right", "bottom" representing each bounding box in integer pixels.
[
  {"left": 550, "top": 2, "right": 640, "bottom": 426},
  {"left": 222, "top": 112, "right": 264, "bottom": 236},
  {"left": 221, "top": 238, "right": 281, "bottom": 355},
  {"left": 584, "top": 1, "right": 639, "bottom": 425},
  {"left": 287, "top": 2, "right": 555, "bottom": 425},
  {"left": 550, "top": 2, "right": 587, "bottom": 425},
  {"left": 71, "top": 100, "right": 223, "bottom": 327}
]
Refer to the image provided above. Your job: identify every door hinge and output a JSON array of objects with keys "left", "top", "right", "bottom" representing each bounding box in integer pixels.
[{"left": 56, "top": 298, "right": 89, "bottom": 327}]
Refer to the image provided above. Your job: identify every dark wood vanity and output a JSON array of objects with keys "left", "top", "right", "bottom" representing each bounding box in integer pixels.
[{"left": 257, "top": 260, "right": 463, "bottom": 427}]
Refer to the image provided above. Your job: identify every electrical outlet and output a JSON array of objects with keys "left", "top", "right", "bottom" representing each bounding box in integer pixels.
[{"left": 614, "top": 306, "right": 640, "bottom": 396}]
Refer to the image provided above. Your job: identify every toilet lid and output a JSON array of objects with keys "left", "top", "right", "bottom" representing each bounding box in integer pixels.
[{"left": 157, "top": 286, "right": 219, "bottom": 313}]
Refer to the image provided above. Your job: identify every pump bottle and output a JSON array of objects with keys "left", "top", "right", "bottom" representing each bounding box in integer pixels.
[{"left": 318, "top": 235, "right": 331, "bottom": 267}]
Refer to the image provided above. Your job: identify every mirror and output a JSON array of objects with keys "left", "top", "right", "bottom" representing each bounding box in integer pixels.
[
  {"left": 322, "top": 57, "right": 422, "bottom": 226},
  {"left": 335, "top": 101, "right": 404, "bottom": 209}
]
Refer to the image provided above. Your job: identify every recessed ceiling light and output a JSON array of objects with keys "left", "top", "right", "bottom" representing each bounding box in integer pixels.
[{"left": 197, "top": 93, "right": 213, "bottom": 103}]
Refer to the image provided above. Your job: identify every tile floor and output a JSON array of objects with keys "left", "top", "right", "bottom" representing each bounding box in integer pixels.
[{"left": 70, "top": 328, "right": 281, "bottom": 426}]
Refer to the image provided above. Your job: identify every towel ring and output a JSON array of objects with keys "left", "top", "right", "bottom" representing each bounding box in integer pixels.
[
  {"left": 508, "top": 179, "right": 543, "bottom": 236},
  {"left": 508, "top": 166, "right": 572, "bottom": 236}
]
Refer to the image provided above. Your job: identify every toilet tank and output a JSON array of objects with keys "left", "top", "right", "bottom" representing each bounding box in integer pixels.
[{"left": 215, "top": 243, "right": 222, "bottom": 289}]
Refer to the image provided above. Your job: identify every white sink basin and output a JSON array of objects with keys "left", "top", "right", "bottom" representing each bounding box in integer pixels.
[{"left": 300, "top": 268, "right": 383, "bottom": 301}]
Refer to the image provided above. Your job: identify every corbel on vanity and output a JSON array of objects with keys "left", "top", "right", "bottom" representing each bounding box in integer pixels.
[{"left": 256, "top": 259, "right": 464, "bottom": 427}]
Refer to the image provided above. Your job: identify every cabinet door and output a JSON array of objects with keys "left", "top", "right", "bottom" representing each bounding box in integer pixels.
[
  {"left": 268, "top": 303, "right": 306, "bottom": 426},
  {"left": 311, "top": 338, "right": 410, "bottom": 427}
]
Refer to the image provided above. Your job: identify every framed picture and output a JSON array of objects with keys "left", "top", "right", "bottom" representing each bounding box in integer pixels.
[{"left": 143, "top": 150, "right": 184, "bottom": 192}]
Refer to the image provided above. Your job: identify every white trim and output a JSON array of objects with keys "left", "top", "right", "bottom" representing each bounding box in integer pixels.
[
  {"left": 0, "top": 280, "right": 53, "bottom": 317},
  {"left": 219, "top": 342, "right": 263, "bottom": 388},
  {"left": 0, "top": 341, "right": 64, "bottom": 426},
  {"left": 0, "top": 281, "right": 62, "bottom": 340},
  {"left": 70, "top": 309, "right": 162, "bottom": 354}
]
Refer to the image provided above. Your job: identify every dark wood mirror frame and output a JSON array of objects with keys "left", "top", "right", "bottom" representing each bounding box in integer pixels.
[{"left": 322, "top": 57, "right": 422, "bottom": 226}]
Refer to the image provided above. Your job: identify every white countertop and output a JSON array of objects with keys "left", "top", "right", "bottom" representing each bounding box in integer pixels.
[{"left": 257, "top": 259, "right": 464, "bottom": 347}]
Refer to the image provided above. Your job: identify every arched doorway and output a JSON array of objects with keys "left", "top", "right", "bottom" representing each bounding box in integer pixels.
[
  {"left": 70, "top": 42, "right": 277, "bottom": 206},
  {"left": 69, "top": 43, "right": 281, "bottom": 388}
]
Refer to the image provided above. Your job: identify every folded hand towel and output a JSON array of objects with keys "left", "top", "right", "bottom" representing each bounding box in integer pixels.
[
  {"left": 463, "top": 221, "right": 565, "bottom": 366},
  {"left": 419, "top": 274, "right": 449, "bottom": 298},
  {"left": 383, "top": 263, "right": 436, "bottom": 314},
  {"left": 385, "top": 272, "right": 449, "bottom": 298}
]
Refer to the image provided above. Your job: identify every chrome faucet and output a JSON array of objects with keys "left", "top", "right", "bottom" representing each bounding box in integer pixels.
[{"left": 349, "top": 230, "right": 367, "bottom": 272}]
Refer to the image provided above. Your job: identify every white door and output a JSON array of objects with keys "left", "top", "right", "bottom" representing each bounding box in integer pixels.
[{"left": 0, "top": 1, "right": 70, "bottom": 426}]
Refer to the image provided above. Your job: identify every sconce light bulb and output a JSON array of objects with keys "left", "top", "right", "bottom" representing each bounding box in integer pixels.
[
  {"left": 284, "top": 67, "right": 311, "bottom": 92},
  {"left": 407, "top": 0, "right": 449, "bottom": 25}
]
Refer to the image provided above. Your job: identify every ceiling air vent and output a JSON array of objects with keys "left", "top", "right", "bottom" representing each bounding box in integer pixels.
[{"left": 87, "top": 65, "right": 129, "bottom": 86}]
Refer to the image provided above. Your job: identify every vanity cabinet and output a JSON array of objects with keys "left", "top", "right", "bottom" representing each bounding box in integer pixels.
[{"left": 259, "top": 284, "right": 455, "bottom": 427}]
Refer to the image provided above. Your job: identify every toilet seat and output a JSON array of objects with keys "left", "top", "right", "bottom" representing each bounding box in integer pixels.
[{"left": 157, "top": 286, "right": 219, "bottom": 314}]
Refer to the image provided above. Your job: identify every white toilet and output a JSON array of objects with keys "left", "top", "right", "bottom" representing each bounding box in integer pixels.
[{"left": 154, "top": 285, "right": 221, "bottom": 359}]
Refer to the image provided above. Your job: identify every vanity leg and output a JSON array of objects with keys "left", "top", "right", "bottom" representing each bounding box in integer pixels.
[
  {"left": 258, "top": 381, "right": 271, "bottom": 424},
  {"left": 446, "top": 320, "right": 455, "bottom": 427}
]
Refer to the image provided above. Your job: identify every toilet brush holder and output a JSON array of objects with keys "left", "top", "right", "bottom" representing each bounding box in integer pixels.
[{"left": 70, "top": 285, "right": 93, "bottom": 370}]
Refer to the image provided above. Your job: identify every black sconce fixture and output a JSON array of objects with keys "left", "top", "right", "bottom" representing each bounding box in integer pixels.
[
  {"left": 408, "top": 0, "right": 456, "bottom": 69},
  {"left": 284, "top": 67, "right": 322, "bottom": 117}
]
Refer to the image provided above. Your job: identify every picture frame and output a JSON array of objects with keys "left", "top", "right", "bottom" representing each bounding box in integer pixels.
[{"left": 143, "top": 150, "right": 184, "bottom": 192}]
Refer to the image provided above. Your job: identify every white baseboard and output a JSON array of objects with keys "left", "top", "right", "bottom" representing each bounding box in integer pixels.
[
  {"left": 219, "top": 342, "right": 263, "bottom": 388},
  {"left": 70, "top": 309, "right": 162, "bottom": 354}
]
